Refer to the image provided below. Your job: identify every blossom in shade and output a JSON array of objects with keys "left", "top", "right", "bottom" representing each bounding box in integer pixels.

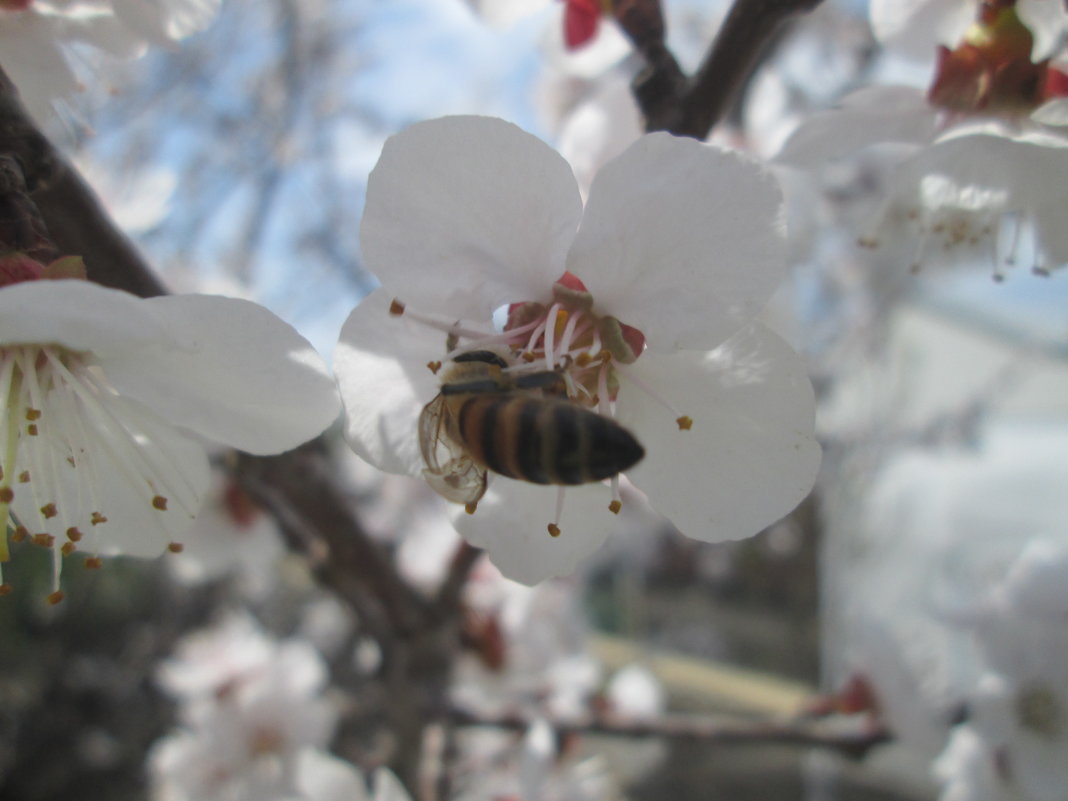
[
  {"left": 0, "top": 0, "right": 220, "bottom": 123},
  {"left": 0, "top": 272, "right": 340, "bottom": 601},
  {"left": 335, "top": 115, "right": 820, "bottom": 584},
  {"left": 777, "top": 2, "right": 1068, "bottom": 276}
]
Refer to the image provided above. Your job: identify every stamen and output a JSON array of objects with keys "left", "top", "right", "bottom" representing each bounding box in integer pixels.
[
  {"left": 548, "top": 487, "right": 565, "bottom": 537},
  {"left": 443, "top": 318, "right": 543, "bottom": 361},
  {"left": 556, "top": 309, "right": 586, "bottom": 361},
  {"left": 542, "top": 303, "right": 562, "bottom": 370},
  {"left": 464, "top": 502, "right": 478, "bottom": 515},
  {"left": 608, "top": 475, "right": 622, "bottom": 514},
  {"left": 46, "top": 590, "right": 64, "bottom": 605},
  {"left": 389, "top": 301, "right": 495, "bottom": 342},
  {"left": 616, "top": 367, "right": 693, "bottom": 428}
]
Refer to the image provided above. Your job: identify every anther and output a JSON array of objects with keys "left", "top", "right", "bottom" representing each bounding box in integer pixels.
[
  {"left": 90, "top": 512, "right": 107, "bottom": 525},
  {"left": 608, "top": 500, "right": 622, "bottom": 515},
  {"left": 389, "top": 298, "right": 406, "bottom": 316},
  {"left": 152, "top": 495, "right": 168, "bottom": 511},
  {"left": 12, "top": 526, "right": 27, "bottom": 543},
  {"left": 40, "top": 503, "right": 58, "bottom": 519},
  {"left": 60, "top": 541, "right": 76, "bottom": 556},
  {"left": 464, "top": 502, "right": 478, "bottom": 515},
  {"left": 26, "top": 424, "right": 38, "bottom": 436},
  {"left": 31, "top": 533, "right": 54, "bottom": 548},
  {"left": 25, "top": 408, "right": 41, "bottom": 421},
  {"left": 427, "top": 361, "right": 442, "bottom": 374},
  {"left": 18, "top": 471, "right": 29, "bottom": 483},
  {"left": 676, "top": 416, "right": 693, "bottom": 431},
  {"left": 0, "top": 487, "right": 12, "bottom": 503},
  {"left": 84, "top": 556, "right": 103, "bottom": 569},
  {"left": 66, "top": 527, "right": 83, "bottom": 542},
  {"left": 46, "top": 590, "right": 65, "bottom": 605},
  {"left": 167, "top": 542, "right": 184, "bottom": 553},
  {"left": 547, "top": 523, "right": 561, "bottom": 538},
  {"left": 0, "top": 584, "right": 11, "bottom": 596}
]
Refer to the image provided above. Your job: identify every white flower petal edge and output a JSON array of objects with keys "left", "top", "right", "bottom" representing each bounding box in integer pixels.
[
  {"left": 334, "top": 288, "right": 442, "bottom": 477},
  {"left": 104, "top": 293, "right": 341, "bottom": 455},
  {"left": 451, "top": 478, "right": 617, "bottom": 584},
  {"left": 360, "top": 116, "right": 584, "bottom": 321},
  {"left": 570, "top": 133, "right": 787, "bottom": 352},
  {"left": 617, "top": 322, "right": 821, "bottom": 541}
]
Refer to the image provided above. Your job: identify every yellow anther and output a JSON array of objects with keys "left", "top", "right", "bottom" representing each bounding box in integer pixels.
[
  {"left": 547, "top": 523, "right": 561, "bottom": 538},
  {"left": 66, "top": 527, "right": 83, "bottom": 542},
  {"left": 60, "top": 541, "right": 76, "bottom": 556},
  {"left": 152, "top": 495, "right": 168, "bottom": 511},
  {"left": 389, "top": 298, "right": 406, "bottom": 316},
  {"left": 26, "top": 424, "right": 38, "bottom": 436},
  {"left": 90, "top": 512, "right": 107, "bottom": 525},
  {"left": 12, "top": 526, "right": 27, "bottom": 543},
  {"left": 464, "top": 502, "right": 478, "bottom": 515},
  {"left": 46, "top": 590, "right": 65, "bottom": 605},
  {"left": 84, "top": 556, "right": 103, "bottom": 569},
  {"left": 676, "top": 415, "right": 693, "bottom": 431},
  {"left": 608, "top": 500, "right": 622, "bottom": 515},
  {"left": 18, "top": 471, "right": 29, "bottom": 483},
  {"left": 25, "top": 408, "right": 41, "bottom": 421},
  {"left": 0, "top": 487, "right": 13, "bottom": 503},
  {"left": 40, "top": 503, "right": 58, "bottom": 519},
  {"left": 427, "top": 361, "right": 442, "bottom": 374},
  {"left": 31, "top": 533, "right": 54, "bottom": 548},
  {"left": 167, "top": 542, "right": 184, "bottom": 554}
]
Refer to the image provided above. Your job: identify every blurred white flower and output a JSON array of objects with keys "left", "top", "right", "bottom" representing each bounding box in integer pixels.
[
  {"left": 167, "top": 477, "right": 285, "bottom": 598},
  {"left": 0, "top": 0, "right": 221, "bottom": 123},
  {"left": 152, "top": 613, "right": 344, "bottom": 801},
  {"left": 0, "top": 276, "right": 339, "bottom": 600},
  {"left": 335, "top": 115, "right": 819, "bottom": 584},
  {"left": 778, "top": 4, "right": 1068, "bottom": 275}
]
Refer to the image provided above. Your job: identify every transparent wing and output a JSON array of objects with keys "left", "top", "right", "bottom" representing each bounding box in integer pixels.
[{"left": 418, "top": 395, "right": 488, "bottom": 506}]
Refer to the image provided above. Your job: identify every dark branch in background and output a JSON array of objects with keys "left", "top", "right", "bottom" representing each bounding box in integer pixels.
[{"left": 616, "top": 0, "right": 826, "bottom": 137}]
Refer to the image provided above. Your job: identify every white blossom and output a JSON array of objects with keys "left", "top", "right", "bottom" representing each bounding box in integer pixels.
[
  {"left": 0, "top": 0, "right": 220, "bottom": 123},
  {"left": 335, "top": 115, "right": 820, "bottom": 584},
  {"left": 0, "top": 277, "right": 339, "bottom": 600}
]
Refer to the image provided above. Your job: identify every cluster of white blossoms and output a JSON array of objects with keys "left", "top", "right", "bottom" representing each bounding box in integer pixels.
[
  {"left": 149, "top": 613, "right": 411, "bottom": 801},
  {"left": 0, "top": 266, "right": 339, "bottom": 601},
  {"left": 777, "top": 0, "right": 1068, "bottom": 277},
  {"left": 0, "top": 0, "right": 221, "bottom": 123},
  {"left": 334, "top": 115, "right": 821, "bottom": 585}
]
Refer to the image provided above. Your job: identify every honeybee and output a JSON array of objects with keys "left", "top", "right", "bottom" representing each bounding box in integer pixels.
[{"left": 419, "top": 350, "right": 645, "bottom": 508}]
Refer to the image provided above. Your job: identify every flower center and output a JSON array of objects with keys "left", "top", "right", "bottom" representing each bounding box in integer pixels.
[
  {"left": 927, "top": 2, "right": 1068, "bottom": 116},
  {"left": 0, "top": 344, "right": 195, "bottom": 600}
]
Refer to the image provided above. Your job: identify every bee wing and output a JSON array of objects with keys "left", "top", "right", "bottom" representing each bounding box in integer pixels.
[{"left": 418, "top": 395, "right": 488, "bottom": 506}]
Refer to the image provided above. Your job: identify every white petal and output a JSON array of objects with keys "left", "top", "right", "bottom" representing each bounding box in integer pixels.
[
  {"left": 334, "top": 289, "right": 444, "bottom": 476},
  {"left": 102, "top": 294, "right": 341, "bottom": 455},
  {"left": 453, "top": 480, "right": 618, "bottom": 584},
  {"left": 869, "top": 0, "right": 972, "bottom": 60},
  {"left": 360, "top": 116, "right": 583, "bottom": 318},
  {"left": 370, "top": 768, "right": 413, "bottom": 801},
  {"left": 775, "top": 87, "right": 937, "bottom": 165},
  {"left": 0, "top": 280, "right": 166, "bottom": 354},
  {"left": 294, "top": 749, "right": 371, "bottom": 801},
  {"left": 616, "top": 323, "right": 820, "bottom": 542},
  {"left": 111, "top": 0, "right": 220, "bottom": 42},
  {"left": 1032, "top": 98, "right": 1068, "bottom": 127},
  {"left": 569, "top": 135, "right": 786, "bottom": 351}
]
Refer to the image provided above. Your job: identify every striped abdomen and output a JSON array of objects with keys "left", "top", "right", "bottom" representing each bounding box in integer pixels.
[{"left": 450, "top": 394, "right": 644, "bottom": 485}]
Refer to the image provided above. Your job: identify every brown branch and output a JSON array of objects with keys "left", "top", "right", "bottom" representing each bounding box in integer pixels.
[
  {"left": 450, "top": 707, "right": 891, "bottom": 760},
  {"left": 0, "top": 66, "right": 167, "bottom": 297},
  {"left": 617, "top": 0, "right": 826, "bottom": 138}
]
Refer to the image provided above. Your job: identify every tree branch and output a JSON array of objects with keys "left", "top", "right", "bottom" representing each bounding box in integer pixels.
[
  {"left": 617, "top": 0, "right": 826, "bottom": 138},
  {"left": 450, "top": 707, "right": 891, "bottom": 760}
]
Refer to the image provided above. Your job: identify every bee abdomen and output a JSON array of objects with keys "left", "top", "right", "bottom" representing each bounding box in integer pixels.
[{"left": 456, "top": 395, "right": 644, "bottom": 486}]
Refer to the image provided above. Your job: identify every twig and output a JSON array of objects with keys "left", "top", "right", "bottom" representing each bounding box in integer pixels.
[
  {"left": 616, "top": 0, "right": 826, "bottom": 138},
  {"left": 450, "top": 707, "right": 891, "bottom": 760}
]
